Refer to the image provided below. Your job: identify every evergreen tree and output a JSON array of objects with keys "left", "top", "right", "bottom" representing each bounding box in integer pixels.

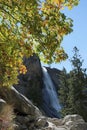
[
  {"left": 59, "top": 47, "right": 87, "bottom": 120},
  {"left": 69, "top": 47, "right": 87, "bottom": 120},
  {"left": 59, "top": 67, "right": 69, "bottom": 116}
]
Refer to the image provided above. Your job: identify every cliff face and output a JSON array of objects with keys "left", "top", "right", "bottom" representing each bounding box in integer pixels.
[
  {"left": 46, "top": 67, "right": 62, "bottom": 90},
  {"left": 14, "top": 54, "right": 43, "bottom": 106}
]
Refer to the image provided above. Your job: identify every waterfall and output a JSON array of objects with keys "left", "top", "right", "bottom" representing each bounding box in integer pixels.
[{"left": 42, "top": 67, "right": 61, "bottom": 118}]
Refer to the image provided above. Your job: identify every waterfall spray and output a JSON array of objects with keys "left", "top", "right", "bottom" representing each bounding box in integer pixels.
[{"left": 42, "top": 67, "right": 61, "bottom": 118}]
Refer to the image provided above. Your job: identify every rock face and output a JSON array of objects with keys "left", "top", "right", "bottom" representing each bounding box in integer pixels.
[
  {"left": 46, "top": 67, "right": 62, "bottom": 90},
  {"left": 14, "top": 54, "right": 43, "bottom": 106},
  {"left": 0, "top": 86, "right": 41, "bottom": 117},
  {"left": 0, "top": 86, "right": 42, "bottom": 130},
  {"left": 62, "top": 115, "right": 87, "bottom": 130}
]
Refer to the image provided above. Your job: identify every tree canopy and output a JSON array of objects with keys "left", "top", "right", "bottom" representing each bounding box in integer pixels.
[{"left": 0, "top": 0, "right": 79, "bottom": 87}]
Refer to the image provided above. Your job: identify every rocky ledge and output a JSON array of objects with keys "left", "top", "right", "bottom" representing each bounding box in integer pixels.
[{"left": 0, "top": 86, "right": 87, "bottom": 130}]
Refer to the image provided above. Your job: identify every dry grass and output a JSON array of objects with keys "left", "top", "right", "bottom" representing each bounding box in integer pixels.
[{"left": 0, "top": 104, "right": 15, "bottom": 130}]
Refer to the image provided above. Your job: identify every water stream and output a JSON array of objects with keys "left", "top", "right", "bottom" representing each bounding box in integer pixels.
[{"left": 42, "top": 67, "right": 61, "bottom": 118}]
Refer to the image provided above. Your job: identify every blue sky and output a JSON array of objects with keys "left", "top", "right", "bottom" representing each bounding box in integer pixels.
[{"left": 45, "top": 0, "right": 87, "bottom": 72}]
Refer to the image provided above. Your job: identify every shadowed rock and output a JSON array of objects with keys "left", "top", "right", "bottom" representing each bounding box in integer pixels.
[{"left": 0, "top": 86, "right": 42, "bottom": 118}]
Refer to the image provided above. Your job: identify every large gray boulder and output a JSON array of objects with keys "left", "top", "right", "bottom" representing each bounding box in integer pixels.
[
  {"left": 0, "top": 86, "right": 42, "bottom": 118},
  {"left": 62, "top": 114, "right": 87, "bottom": 130}
]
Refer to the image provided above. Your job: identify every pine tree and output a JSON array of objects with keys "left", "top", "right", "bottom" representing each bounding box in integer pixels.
[
  {"left": 59, "top": 47, "right": 87, "bottom": 120},
  {"left": 69, "top": 47, "right": 87, "bottom": 120},
  {"left": 59, "top": 67, "right": 69, "bottom": 116}
]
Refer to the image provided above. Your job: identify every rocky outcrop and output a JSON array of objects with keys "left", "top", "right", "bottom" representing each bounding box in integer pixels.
[
  {"left": 0, "top": 86, "right": 41, "bottom": 117},
  {"left": 14, "top": 54, "right": 43, "bottom": 106},
  {"left": 62, "top": 114, "right": 87, "bottom": 130},
  {"left": 0, "top": 86, "right": 42, "bottom": 129},
  {"left": 15, "top": 114, "right": 87, "bottom": 130},
  {"left": 0, "top": 86, "right": 87, "bottom": 130}
]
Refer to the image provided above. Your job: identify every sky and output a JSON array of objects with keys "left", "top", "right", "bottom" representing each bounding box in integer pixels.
[{"left": 43, "top": 0, "right": 87, "bottom": 72}]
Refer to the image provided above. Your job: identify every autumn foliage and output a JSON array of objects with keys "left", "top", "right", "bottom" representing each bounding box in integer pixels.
[{"left": 0, "top": 0, "right": 79, "bottom": 87}]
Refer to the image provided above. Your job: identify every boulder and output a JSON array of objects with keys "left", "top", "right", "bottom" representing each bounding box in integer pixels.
[
  {"left": 62, "top": 114, "right": 84, "bottom": 124},
  {"left": 0, "top": 86, "right": 42, "bottom": 118},
  {"left": 70, "top": 122, "right": 87, "bottom": 130},
  {"left": 14, "top": 113, "right": 87, "bottom": 130},
  {"left": 62, "top": 114, "right": 87, "bottom": 130},
  {"left": 35, "top": 116, "right": 48, "bottom": 128}
]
